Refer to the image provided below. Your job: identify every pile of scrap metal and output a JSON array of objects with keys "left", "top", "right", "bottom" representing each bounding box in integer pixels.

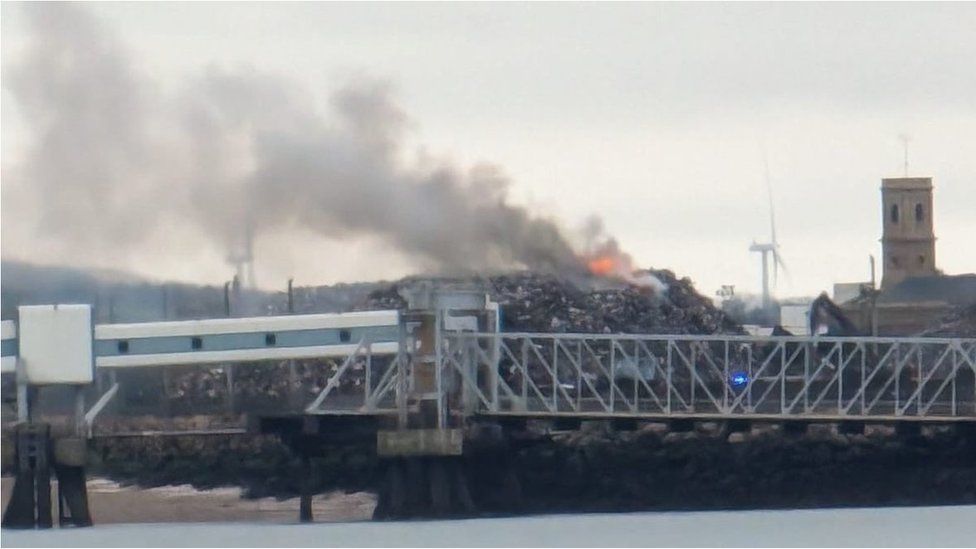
[
  {"left": 921, "top": 303, "right": 976, "bottom": 338},
  {"left": 357, "top": 270, "right": 742, "bottom": 335}
]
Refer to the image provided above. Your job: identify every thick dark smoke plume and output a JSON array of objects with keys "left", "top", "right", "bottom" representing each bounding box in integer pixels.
[{"left": 2, "top": 4, "right": 621, "bottom": 282}]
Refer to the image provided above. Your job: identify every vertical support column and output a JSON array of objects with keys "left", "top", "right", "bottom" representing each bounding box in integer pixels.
[
  {"left": 287, "top": 278, "right": 300, "bottom": 411},
  {"left": 435, "top": 309, "right": 445, "bottom": 429},
  {"left": 2, "top": 424, "right": 53, "bottom": 529},
  {"left": 226, "top": 364, "right": 235, "bottom": 415},
  {"left": 609, "top": 340, "right": 616, "bottom": 413},
  {"left": 74, "top": 387, "right": 86, "bottom": 437},
  {"left": 299, "top": 453, "right": 313, "bottom": 523},
  {"left": 491, "top": 334, "right": 500, "bottom": 412},
  {"left": 691, "top": 344, "right": 698, "bottom": 412},
  {"left": 780, "top": 343, "right": 787, "bottom": 415},
  {"left": 847, "top": 345, "right": 864, "bottom": 415},
  {"left": 17, "top": 381, "right": 29, "bottom": 422},
  {"left": 895, "top": 345, "right": 901, "bottom": 414},
  {"left": 666, "top": 341, "right": 673, "bottom": 414},
  {"left": 397, "top": 322, "right": 408, "bottom": 430},
  {"left": 723, "top": 341, "right": 730, "bottom": 413},
  {"left": 838, "top": 345, "right": 844, "bottom": 414},
  {"left": 521, "top": 340, "right": 528, "bottom": 408},
  {"left": 553, "top": 340, "right": 560, "bottom": 411},
  {"left": 951, "top": 347, "right": 957, "bottom": 416},
  {"left": 575, "top": 342, "right": 582, "bottom": 411},
  {"left": 364, "top": 346, "right": 373, "bottom": 411}
]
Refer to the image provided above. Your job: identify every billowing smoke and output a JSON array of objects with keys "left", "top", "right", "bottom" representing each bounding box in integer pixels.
[{"left": 2, "top": 3, "right": 626, "bottom": 285}]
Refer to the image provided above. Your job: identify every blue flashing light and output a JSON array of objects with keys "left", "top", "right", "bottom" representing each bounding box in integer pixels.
[{"left": 731, "top": 372, "right": 749, "bottom": 387}]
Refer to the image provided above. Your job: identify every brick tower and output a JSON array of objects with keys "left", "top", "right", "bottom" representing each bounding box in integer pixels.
[{"left": 880, "top": 177, "right": 937, "bottom": 289}]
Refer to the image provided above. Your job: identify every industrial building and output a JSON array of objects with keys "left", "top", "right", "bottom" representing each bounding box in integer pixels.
[{"left": 838, "top": 176, "right": 976, "bottom": 336}]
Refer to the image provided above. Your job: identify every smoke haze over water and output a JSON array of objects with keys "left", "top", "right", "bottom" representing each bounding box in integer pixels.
[{"left": 2, "top": 3, "right": 626, "bottom": 285}]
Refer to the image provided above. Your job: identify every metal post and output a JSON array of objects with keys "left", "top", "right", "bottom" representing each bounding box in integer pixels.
[
  {"left": 666, "top": 341, "right": 672, "bottom": 414},
  {"left": 552, "top": 340, "right": 558, "bottom": 410},
  {"left": 74, "top": 387, "right": 86, "bottom": 437},
  {"left": 223, "top": 281, "right": 232, "bottom": 317},
  {"left": 633, "top": 341, "right": 639, "bottom": 411},
  {"left": 287, "top": 278, "right": 295, "bottom": 314},
  {"left": 490, "top": 334, "right": 500, "bottom": 412},
  {"left": 286, "top": 281, "right": 298, "bottom": 409},
  {"left": 723, "top": 341, "right": 730, "bottom": 413},
  {"left": 434, "top": 309, "right": 444, "bottom": 429},
  {"left": 894, "top": 345, "right": 901, "bottom": 414},
  {"left": 521, "top": 339, "right": 528, "bottom": 407},
  {"left": 17, "top": 379, "right": 29, "bottom": 423},
  {"left": 859, "top": 346, "right": 866, "bottom": 415},
  {"left": 226, "top": 364, "right": 235, "bottom": 415},
  {"left": 575, "top": 341, "right": 582, "bottom": 411},
  {"left": 364, "top": 345, "right": 373, "bottom": 411},
  {"left": 838, "top": 345, "right": 844, "bottom": 414},
  {"left": 397, "top": 321, "right": 408, "bottom": 430},
  {"left": 609, "top": 341, "right": 616, "bottom": 413},
  {"left": 951, "top": 348, "right": 957, "bottom": 416},
  {"left": 780, "top": 343, "right": 786, "bottom": 415},
  {"left": 804, "top": 343, "right": 810, "bottom": 413}
]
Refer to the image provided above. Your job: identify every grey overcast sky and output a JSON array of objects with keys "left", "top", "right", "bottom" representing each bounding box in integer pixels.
[{"left": 2, "top": 2, "right": 974, "bottom": 299}]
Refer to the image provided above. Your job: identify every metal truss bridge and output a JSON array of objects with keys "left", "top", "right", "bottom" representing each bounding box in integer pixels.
[
  {"left": 309, "top": 331, "right": 976, "bottom": 425},
  {"left": 3, "top": 299, "right": 976, "bottom": 438}
]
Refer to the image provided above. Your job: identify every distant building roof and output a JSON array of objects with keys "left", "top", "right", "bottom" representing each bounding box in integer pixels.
[
  {"left": 878, "top": 274, "right": 976, "bottom": 305},
  {"left": 833, "top": 282, "right": 872, "bottom": 304}
]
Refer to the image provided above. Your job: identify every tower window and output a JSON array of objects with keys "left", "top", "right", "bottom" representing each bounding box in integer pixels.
[
  {"left": 915, "top": 203, "right": 924, "bottom": 222},
  {"left": 890, "top": 204, "right": 899, "bottom": 223},
  {"left": 891, "top": 256, "right": 901, "bottom": 268},
  {"left": 918, "top": 255, "right": 925, "bottom": 265}
]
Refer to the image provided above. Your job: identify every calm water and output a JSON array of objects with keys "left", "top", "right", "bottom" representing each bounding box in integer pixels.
[{"left": 3, "top": 505, "right": 974, "bottom": 547}]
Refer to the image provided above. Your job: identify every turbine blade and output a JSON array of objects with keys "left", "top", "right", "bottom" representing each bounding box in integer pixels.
[{"left": 774, "top": 250, "right": 792, "bottom": 284}]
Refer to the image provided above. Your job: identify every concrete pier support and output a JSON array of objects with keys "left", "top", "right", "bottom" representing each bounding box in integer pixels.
[
  {"left": 2, "top": 425, "right": 92, "bottom": 529},
  {"left": 298, "top": 454, "right": 313, "bottom": 523},
  {"left": 372, "top": 424, "right": 525, "bottom": 519},
  {"left": 373, "top": 456, "right": 476, "bottom": 519}
]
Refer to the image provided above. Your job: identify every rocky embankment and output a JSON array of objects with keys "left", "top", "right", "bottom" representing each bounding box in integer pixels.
[
  {"left": 85, "top": 421, "right": 976, "bottom": 514},
  {"left": 511, "top": 422, "right": 976, "bottom": 512}
]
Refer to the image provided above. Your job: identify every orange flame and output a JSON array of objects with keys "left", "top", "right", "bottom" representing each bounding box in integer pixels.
[{"left": 587, "top": 256, "right": 617, "bottom": 277}]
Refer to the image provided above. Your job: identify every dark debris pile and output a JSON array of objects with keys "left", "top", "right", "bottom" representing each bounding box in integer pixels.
[
  {"left": 356, "top": 270, "right": 741, "bottom": 335},
  {"left": 923, "top": 304, "right": 976, "bottom": 338}
]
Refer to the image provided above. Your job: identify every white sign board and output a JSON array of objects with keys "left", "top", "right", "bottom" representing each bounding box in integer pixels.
[{"left": 19, "top": 304, "right": 94, "bottom": 385}]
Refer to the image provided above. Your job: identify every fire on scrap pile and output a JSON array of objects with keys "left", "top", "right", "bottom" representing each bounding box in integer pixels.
[{"left": 358, "top": 269, "right": 741, "bottom": 336}]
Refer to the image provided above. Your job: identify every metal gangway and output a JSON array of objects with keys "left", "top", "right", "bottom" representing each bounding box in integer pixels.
[{"left": 3, "top": 300, "right": 976, "bottom": 439}]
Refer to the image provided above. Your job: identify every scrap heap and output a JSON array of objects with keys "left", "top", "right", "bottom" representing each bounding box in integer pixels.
[
  {"left": 357, "top": 269, "right": 741, "bottom": 335},
  {"left": 922, "top": 303, "right": 976, "bottom": 338}
]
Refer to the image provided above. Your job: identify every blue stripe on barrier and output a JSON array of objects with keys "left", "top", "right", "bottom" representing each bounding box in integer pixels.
[
  {"left": 0, "top": 339, "right": 17, "bottom": 358},
  {"left": 93, "top": 325, "right": 398, "bottom": 357}
]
